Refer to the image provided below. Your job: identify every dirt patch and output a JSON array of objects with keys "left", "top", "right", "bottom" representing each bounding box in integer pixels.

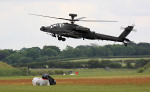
[
  {"left": 0, "top": 77, "right": 150, "bottom": 85},
  {"left": 0, "top": 79, "right": 31, "bottom": 85},
  {"left": 58, "top": 78, "right": 150, "bottom": 85}
]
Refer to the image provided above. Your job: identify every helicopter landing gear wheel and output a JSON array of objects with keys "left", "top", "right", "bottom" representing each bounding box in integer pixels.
[
  {"left": 123, "top": 42, "right": 128, "bottom": 46},
  {"left": 58, "top": 37, "right": 62, "bottom": 41},
  {"left": 62, "top": 38, "right": 66, "bottom": 41},
  {"left": 58, "top": 37, "right": 66, "bottom": 41}
]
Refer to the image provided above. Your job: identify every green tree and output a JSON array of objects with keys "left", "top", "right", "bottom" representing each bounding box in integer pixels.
[
  {"left": 0, "top": 49, "right": 16, "bottom": 61},
  {"left": 0, "top": 50, "right": 10, "bottom": 60},
  {"left": 25, "top": 47, "right": 40, "bottom": 60},
  {"left": 3, "top": 53, "right": 23, "bottom": 64},
  {"left": 18, "top": 57, "right": 33, "bottom": 63},
  {"left": 43, "top": 45, "right": 60, "bottom": 54},
  {"left": 61, "top": 46, "right": 75, "bottom": 58},
  {"left": 41, "top": 48, "right": 58, "bottom": 57}
]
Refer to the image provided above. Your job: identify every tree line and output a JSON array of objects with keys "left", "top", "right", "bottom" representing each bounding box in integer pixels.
[{"left": 0, "top": 42, "right": 150, "bottom": 65}]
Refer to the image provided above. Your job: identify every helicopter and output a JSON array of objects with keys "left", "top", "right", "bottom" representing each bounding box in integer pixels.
[{"left": 29, "top": 13, "right": 135, "bottom": 46}]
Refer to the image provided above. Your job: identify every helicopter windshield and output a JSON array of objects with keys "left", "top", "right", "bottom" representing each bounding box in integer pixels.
[{"left": 49, "top": 23, "right": 64, "bottom": 28}]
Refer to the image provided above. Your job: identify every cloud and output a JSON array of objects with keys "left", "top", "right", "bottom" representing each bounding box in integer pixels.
[
  {"left": 59, "top": 1, "right": 97, "bottom": 15},
  {"left": 0, "top": 0, "right": 150, "bottom": 50}
]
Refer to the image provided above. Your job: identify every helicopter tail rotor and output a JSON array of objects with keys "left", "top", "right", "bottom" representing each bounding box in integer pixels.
[
  {"left": 119, "top": 24, "right": 135, "bottom": 46},
  {"left": 120, "top": 24, "right": 136, "bottom": 32}
]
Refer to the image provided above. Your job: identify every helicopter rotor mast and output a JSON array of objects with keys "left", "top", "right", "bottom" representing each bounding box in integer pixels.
[{"left": 69, "top": 13, "right": 77, "bottom": 24}]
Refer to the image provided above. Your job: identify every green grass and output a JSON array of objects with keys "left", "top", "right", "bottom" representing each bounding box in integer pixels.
[
  {"left": 1, "top": 68, "right": 150, "bottom": 79},
  {"left": 0, "top": 61, "right": 13, "bottom": 69},
  {"left": 0, "top": 84, "right": 150, "bottom": 92},
  {"left": 52, "top": 69, "right": 150, "bottom": 78}
]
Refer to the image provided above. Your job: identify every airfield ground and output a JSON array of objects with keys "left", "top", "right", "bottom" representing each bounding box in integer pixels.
[{"left": 0, "top": 69, "right": 150, "bottom": 92}]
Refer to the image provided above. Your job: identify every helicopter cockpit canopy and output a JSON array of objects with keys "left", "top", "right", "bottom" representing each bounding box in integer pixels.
[{"left": 49, "top": 23, "right": 64, "bottom": 28}]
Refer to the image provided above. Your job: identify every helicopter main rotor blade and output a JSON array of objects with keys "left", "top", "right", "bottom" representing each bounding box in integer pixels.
[
  {"left": 29, "top": 13, "right": 117, "bottom": 23},
  {"left": 78, "top": 20, "right": 118, "bottom": 22},
  {"left": 29, "top": 13, "right": 71, "bottom": 21},
  {"left": 75, "top": 17, "right": 87, "bottom": 20}
]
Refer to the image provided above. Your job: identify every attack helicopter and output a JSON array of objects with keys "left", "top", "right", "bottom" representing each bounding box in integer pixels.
[{"left": 29, "top": 13, "right": 135, "bottom": 46}]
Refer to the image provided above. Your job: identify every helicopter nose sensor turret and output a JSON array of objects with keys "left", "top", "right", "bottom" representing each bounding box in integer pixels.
[{"left": 40, "top": 26, "right": 47, "bottom": 32}]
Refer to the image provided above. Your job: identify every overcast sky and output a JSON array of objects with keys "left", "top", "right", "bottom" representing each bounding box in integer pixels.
[{"left": 0, "top": 0, "right": 150, "bottom": 50}]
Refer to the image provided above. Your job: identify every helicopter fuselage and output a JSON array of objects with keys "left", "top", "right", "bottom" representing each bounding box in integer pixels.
[
  {"left": 29, "top": 13, "right": 134, "bottom": 46},
  {"left": 40, "top": 22, "right": 134, "bottom": 46},
  {"left": 41, "top": 23, "right": 120, "bottom": 41}
]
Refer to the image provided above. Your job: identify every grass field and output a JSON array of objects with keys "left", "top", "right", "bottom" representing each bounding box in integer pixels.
[
  {"left": 0, "top": 69, "right": 150, "bottom": 92},
  {"left": 0, "top": 84, "right": 150, "bottom": 92},
  {"left": 0, "top": 61, "right": 14, "bottom": 69}
]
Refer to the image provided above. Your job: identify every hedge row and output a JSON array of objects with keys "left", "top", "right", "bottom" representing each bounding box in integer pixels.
[{"left": 0, "top": 67, "right": 64, "bottom": 76}]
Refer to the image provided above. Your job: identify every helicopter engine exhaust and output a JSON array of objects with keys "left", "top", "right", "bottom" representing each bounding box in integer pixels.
[{"left": 75, "top": 26, "right": 90, "bottom": 33}]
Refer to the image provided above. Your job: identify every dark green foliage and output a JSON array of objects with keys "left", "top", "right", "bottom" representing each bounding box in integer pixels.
[
  {"left": 61, "top": 46, "right": 75, "bottom": 58},
  {"left": 30, "top": 69, "right": 64, "bottom": 76},
  {"left": 0, "top": 50, "right": 10, "bottom": 60},
  {"left": 137, "top": 68, "right": 144, "bottom": 73},
  {"left": 125, "top": 61, "right": 134, "bottom": 69},
  {"left": 0, "top": 49, "right": 16, "bottom": 61},
  {"left": 3, "top": 53, "right": 24, "bottom": 64},
  {"left": 24, "top": 59, "right": 122, "bottom": 69},
  {"left": 134, "top": 59, "right": 149, "bottom": 68},
  {"left": 54, "top": 70, "right": 64, "bottom": 75},
  {"left": 143, "top": 63, "right": 150, "bottom": 70},
  {"left": 25, "top": 47, "right": 40, "bottom": 60},
  {"left": 43, "top": 45, "right": 60, "bottom": 54},
  {"left": 1, "top": 42, "right": 150, "bottom": 67},
  {"left": 109, "top": 63, "right": 122, "bottom": 68},
  {"left": 87, "top": 59, "right": 99, "bottom": 68},
  {"left": 0, "top": 67, "right": 64, "bottom": 76},
  {"left": 100, "top": 60, "right": 111, "bottom": 67},
  {"left": 18, "top": 57, "right": 33, "bottom": 63},
  {"left": 0, "top": 68, "right": 22, "bottom": 76},
  {"left": 136, "top": 62, "right": 150, "bottom": 73},
  {"left": 41, "top": 48, "right": 57, "bottom": 57},
  {"left": 0, "top": 67, "right": 30, "bottom": 76}
]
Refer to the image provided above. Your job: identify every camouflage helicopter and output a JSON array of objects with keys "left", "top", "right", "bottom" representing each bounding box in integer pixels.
[{"left": 29, "top": 13, "right": 135, "bottom": 46}]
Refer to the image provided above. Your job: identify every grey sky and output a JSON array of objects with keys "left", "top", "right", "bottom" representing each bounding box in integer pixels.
[{"left": 0, "top": 0, "right": 150, "bottom": 50}]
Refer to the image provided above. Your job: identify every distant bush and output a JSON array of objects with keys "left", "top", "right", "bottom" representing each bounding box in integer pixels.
[
  {"left": 0, "top": 68, "right": 22, "bottom": 76},
  {"left": 87, "top": 59, "right": 99, "bottom": 68},
  {"left": 125, "top": 61, "right": 134, "bottom": 69},
  {"left": 30, "top": 69, "right": 64, "bottom": 76},
  {"left": 30, "top": 70, "right": 38, "bottom": 76},
  {"left": 134, "top": 59, "right": 149, "bottom": 68},
  {"left": 136, "top": 62, "right": 150, "bottom": 73},
  {"left": 143, "top": 63, "right": 150, "bottom": 70},
  {"left": 109, "top": 63, "right": 122, "bottom": 68},
  {"left": 137, "top": 68, "right": 144, "bottom": 73}
]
